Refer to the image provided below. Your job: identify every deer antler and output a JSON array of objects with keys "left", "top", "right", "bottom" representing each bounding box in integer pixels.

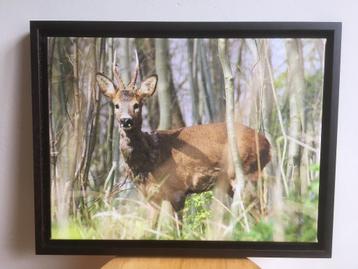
[
  {"left": 128, "top": 50, "right": 140, "bottom": 91},
  {"left": 112, "top": 51, "right": 125, "bottom": 91},
  {"left": 113, "top": 64, "right": 126, "bottom": 91}
]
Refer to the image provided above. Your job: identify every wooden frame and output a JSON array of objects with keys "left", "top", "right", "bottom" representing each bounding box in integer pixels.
[{"left": 30, "top": 21, "right": 341, "bottom": 257}]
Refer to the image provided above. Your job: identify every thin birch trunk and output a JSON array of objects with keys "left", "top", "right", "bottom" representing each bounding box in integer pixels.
[
  {"left": 82, "top": 38, "right": 104, "bottom": 189},
  {"left": 286, "top": 39, "right": 305, "bottom": 190},
  {"left": 218, "top": 39, "right": 250, "bottom": 234},
  {"left": 286, "top": 38, "right": 306, "bottom": 238},
  {"left": 48, "top": 37, "right": 58, "bottom": 221},
  {"left": 70, "top": 38, "right": 88, "bottom": 220},
  {"left": 257, "top": 40, "right": 274, "bottom": 216},
  {"left": 105, "top": 38, "right": 115, "bottom": 184},
  {"left": 56, "top": 37, "right": 73, "bottom": 227},
  {"left": 272, "top": 160, "right": 285, "bottom": 241}
]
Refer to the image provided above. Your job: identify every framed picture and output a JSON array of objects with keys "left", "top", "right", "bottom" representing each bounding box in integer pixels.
[{"left": 30, "top": 21, "right": 341, "bottom": 257}]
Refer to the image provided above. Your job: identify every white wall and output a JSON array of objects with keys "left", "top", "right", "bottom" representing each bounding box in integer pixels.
[{"left": 0, "top": 0, "right": 356, "bottom": 268}]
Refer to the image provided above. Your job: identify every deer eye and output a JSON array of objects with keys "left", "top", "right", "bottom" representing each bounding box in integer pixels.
[
  {"left": 115, "top": 104, "right": 119, "bottom": 109},
  {"left": 133, "top": 103, "right": 139, "bottom": 111}
]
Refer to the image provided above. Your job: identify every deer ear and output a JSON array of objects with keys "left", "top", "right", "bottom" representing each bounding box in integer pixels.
[
  {"left": 138, "top": 75, "right": 158, "bottom": 98},
  {"left": 96, "top": 73, "right": 117, "bottom": 98}
]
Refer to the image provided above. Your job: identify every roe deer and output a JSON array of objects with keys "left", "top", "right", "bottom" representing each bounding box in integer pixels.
[{"left": 96, "top": 65, "right": 270, "bottom": 213}]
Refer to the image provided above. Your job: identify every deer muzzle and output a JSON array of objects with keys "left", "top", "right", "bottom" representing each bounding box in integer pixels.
[{"left": 120, "top": 117, "right": 134, "bottom": 130}]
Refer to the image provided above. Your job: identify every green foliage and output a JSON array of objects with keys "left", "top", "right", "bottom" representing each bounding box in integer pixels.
[
  {"left": 52, "top": 219, "right": 98, "bottom": 239},
  {"left": 284, "top": 164, "right": 320, "bottom": 242},
  {"left": 305, "top": 71, "right": 323, "bottom": 97},
  {"left": 182, "top": 191, "right": 213, "bottom": 239},
  {"left": 305, "top": 71, "right": 324, "bottom": 119},
  {"left": 309, "top": 163, "right": 320, "bottom": 173},
  {"left": 234, "top": 220, "right": 273, "bottom": 241},
  {"left": 52, "top": 171, "right": 320, "bottom": 242}
]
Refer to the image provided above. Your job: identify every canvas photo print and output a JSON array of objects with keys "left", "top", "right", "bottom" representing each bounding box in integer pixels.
[{"left": 48, "top": 36, "right": 325, "bottom": 242}]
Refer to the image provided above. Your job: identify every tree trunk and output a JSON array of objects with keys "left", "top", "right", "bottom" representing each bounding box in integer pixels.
[
  {"left": 256, "top": 40, "right": 274, "bottom": 216},
  {"left": 218, "top": 39, "right": 250, "bottom": 234},
  {"left": 198, "top": 39, "right": 215, "bottom": 121},
  {"left": 48, "top": 37, "right": 58, "bottom": 221},
  {"left": 286, "top": 39, "right": 305, "bottom": 191},
  {"left": 209, "top": 39, "right": 225, "bottom": 122},
  {"left": 187, "top": 39, "right": 200, "bottom": 125},
  {"left": 168, "top": 60, "right": 185, "bottom": 129},
  {"left": 155, "top": 39, "right": 172, "bottom": 130},
  {"left": 155, "top": 39, "right": 185, "bottom": 129},
  {"left": 196, "top": 39, "right": 213, "bottom": 123},
  {"left": 117, "top": 38, "right": 131, "bottom": 84},
  {"left": 55, "top": 37, "right": 74, "bottom": 227},
  {"left": 135, "top": 38, "right": 158, "bottom": 130}
]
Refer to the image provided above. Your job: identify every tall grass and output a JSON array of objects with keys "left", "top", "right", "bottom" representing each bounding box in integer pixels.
[{"left": 52, "top": 170, "right": 319, "bottom": 242}]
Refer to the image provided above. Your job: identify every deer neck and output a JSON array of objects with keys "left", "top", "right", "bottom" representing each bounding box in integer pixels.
[{"left": 119, "top": 128, "right": 159, "bottom": 183}]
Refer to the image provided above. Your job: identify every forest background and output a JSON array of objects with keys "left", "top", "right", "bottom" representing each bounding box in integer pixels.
[{"left": 48, "top": 37, "right": 325, "bottom": 242}]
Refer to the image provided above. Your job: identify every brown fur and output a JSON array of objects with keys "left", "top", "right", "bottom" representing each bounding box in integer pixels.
[
  {"left": 119, "top": 122, "right": 270, "bottom": 211},
  {"left": 96, "top": 71, "right": 271, "bottom": 212}
]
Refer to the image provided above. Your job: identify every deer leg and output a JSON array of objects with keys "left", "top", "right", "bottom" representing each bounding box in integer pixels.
[
  {"left": 171, "top": 193, "right": 186, "bottom": 212},
  {"left": 173, "top": 210, "right": 183, "bottom": 237},
  {"left": 169, "top": 192, "right": 186, "bottom": 235},
  {"left": 216, "top": 170, "right": 235, "bottom": 198},
  {"left": 227, "top": 182, "right": 235, "bottom": 198}
]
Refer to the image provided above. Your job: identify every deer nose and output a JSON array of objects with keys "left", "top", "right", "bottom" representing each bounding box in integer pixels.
[{"left": 120, "top": 118, "right": 134, "bottom": 129}]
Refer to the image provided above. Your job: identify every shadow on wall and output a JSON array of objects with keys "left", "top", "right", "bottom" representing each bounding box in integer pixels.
[{"left": 7, "top": 34, "right": 110, "bottom": 268}]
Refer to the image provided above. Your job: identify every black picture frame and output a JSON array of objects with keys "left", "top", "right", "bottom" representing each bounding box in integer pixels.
[{"left": 30, "top": 21, "right": 341, "bottom": 257}]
